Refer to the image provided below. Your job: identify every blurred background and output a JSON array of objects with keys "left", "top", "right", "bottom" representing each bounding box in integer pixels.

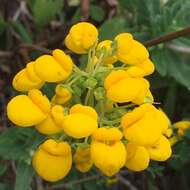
[{"left": 0, "top": 0, "right": 190, "bottom": 189}]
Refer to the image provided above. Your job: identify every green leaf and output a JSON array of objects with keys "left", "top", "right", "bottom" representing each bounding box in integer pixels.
[
  {"left": 90, "top": 5, "right": 105, "bottom": 22},
  {"left": 15, "top": 161, "right": 34, "bottom": 190},
  {"left": 151, "top": 47, "right": 168, "bottom": 76},
  {"left": 166, "top": 49, "right": 190, "bottom": 90},
  {"left": 0, "top": 183, "right": 13, "bottom": 190},
  {"left": 11, "top": 21, "right": 32, "bottom": 43},
  {"left": 32, "top": 0, "right": 64, "bottom": 28},
  {"left": 99, "top": 17, "right": 127, "bottom": 40},
  {"left": 0, "top": 127, "right": 45, "bottom": 161}
]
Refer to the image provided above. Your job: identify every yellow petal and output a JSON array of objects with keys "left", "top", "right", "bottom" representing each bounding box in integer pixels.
[{"left": 125, "top": 143, "right": 150, "bottom": 171}]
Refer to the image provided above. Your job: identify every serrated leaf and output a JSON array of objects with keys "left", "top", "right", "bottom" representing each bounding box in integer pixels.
[
  {"left": 99, "top": 17, "right": 127, "bottom": 40},
  {"left": 15, "top": 161, "right": 34, "bottom": 190},
  {"left": 90, "top": 5, "right": 105, "bottom": 22},
  {"left": 32, "top": 0, "right": 64, "bottom": 28}
]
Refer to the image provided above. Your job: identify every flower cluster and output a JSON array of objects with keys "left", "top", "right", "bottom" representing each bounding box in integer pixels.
[{"left": 7, "top": 22, "right": 172, "bottom": 182}]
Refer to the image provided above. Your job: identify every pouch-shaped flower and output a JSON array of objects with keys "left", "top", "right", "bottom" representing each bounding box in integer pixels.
[
  {"left": 63, "top": 104, "right": 98, "bottom": 138},
  {"left": 115, "top": 32, "right": 149, "bottom": 66},
  {"left": 12, "top": 62, "right": 44, "bottom": 92},
  {"left": 173, "top": 120, "right": 190, "bottom": 136},
  {"left": 114, "top": 33, "right": 134, "bottom": 61},
  {"left": 32, "top": 139, "right": 72, "bottom": 182},
  {"left": 118, "top": 40, "right": 149, "bottom": 65},
  {"left": 104, "top": 70, "right": 150, "bottom": 104},
  {"left": 7, "top": 89, "right": 50, "bottom": 127},
  {"left": 125, "top": 142, "right": 150, "bottom": 171},
  {"left": 36, "top": 105, "right": 65, "bottom": 135},
  {"left": 121, "top": 104, "right": 166, "bottom": 146},
  {"left": 91, "top": 128, "right": 126, "bottom": 176},
  {"left": 74, "top": 146, "right": 93, "bottom": 172},
  {"left": 51, "top": 84, "right": 72, "bottom": 105},
  {"left": 126, "top": 59, "right": 155, "bottom": 77},
  {"left": 96, "top": 40, "right": 117, "bottom": 64},
  {"left": 65, "top": 22, "right": 98, "bottom": 54},
  {"left": 34, "top": 49, "right": 73, "bottom": 82},
  {"left": 147, "top": 135, "right": 172, "bottom": 161}
]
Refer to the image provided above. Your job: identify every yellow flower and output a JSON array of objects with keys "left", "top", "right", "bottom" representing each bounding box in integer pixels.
[
  {"left": 126, "top": 59, "right": 155, "bottom": 77},
  {"left": 115, "top": 33, "right": 149, "bottom": 65},
  {"left": 34, "top": 49, "right": 73, "bottom": 82},
  {"left": 63, "top": 104, "right": 98, "bottom": 138},
  {"left": 65, "top": 22, "right": 98, "bottom": 54},
  {"left": 7, "top": 89, "right": 50, "bottom": 127},
  {"left": 173, "top": 120, "right": 190, "bottom": 136},
  {"left": 121, "top": 104, "right": 169, "bottom": 146},
  {"left": 147, "top": 135, "right": 172, "bottom": 161},
  {"left": 114, "top": 33, "right": 134, "bottom": 61},
  {"left": 125, "top": 142, "right": 150, "bottom": 171},
  {"left": 12, "top": 62, "right": 44, "bottom": 92},
  {"left": 96, "top": 40, "right": 117, "bottom": 64},
  {"left": 74, "top": 146, "right": 93, "bottom": 172},
  {"left": 91, "top": 127, "right": 126, "bottom": 176},
  {"left": 52, "top": 84, "right": 72, "bottom": 105},
  {"left": 32, "top": 139, "right": 72, "bottom": 182},
  {"left": 36, "top": 105, "right": 65, "bottom": 135},
  {"left": 104, "top": 70, "right": 150, "bottom": 104}
]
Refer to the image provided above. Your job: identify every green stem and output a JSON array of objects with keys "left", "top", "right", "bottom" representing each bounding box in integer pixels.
[
  {"left": 84, "top": 89, "right": 92, "bottom": 105},
  {"left": 73, "top": 64, "right": 88, "bottom": 76},
  {"left": 105, "top": 103, "right": 135, "bottom": 113},
  {"left": 68, "top": 75, "right": 82, "bottom": 86},
  {"left": 102, "top": 118, "right": 121, "bottom": 125}
]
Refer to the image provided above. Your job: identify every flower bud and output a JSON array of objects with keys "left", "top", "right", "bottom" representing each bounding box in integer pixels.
[
  {"left": 32, "top": 139, "right": 72, "bottom": 182},
  {"left": 96, "top": 40, "right": 117, "bottom": 64},
  {"left": 52, "top": 84, "right": 72, "bottom": 105},
  {"left": 91, "top": 128, "right": 126, "bottom": 176},
  {"left": 65, "top": 22, "right": 98, "bottom": 54},
  {"left": 63, "top": 104, "right": 98, "bottom": 138},
  {"left": 74, "top": 147, "right": 93, "bottom": 172},
  {"left": 173, "top": 120, "right": 190, "bottom": 136},
  {"left": 7, "top": 89, "right": 50, "bottom": 127},
  {"left": 125, "top": 142, "right": 150, "bottom": 171}
]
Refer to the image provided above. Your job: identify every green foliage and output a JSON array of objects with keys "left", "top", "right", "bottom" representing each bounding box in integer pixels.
[
  {"left": 99, "top": 17, "right": 127, "bottom": 40},
  {"left": 29, "top": 0, "right": 64, "bottom": 28},
  {"left": 11, "top": 21, "right": 32, "bottom": 43},
  {"left": 90, "top": 5, "right": 105, "bottom": 22},
  {"left": 15, "top": 162, "right": 34, "bottom": 190},
  {"left": 0, "top": 127, "right": 45, "bottom": 161}
]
